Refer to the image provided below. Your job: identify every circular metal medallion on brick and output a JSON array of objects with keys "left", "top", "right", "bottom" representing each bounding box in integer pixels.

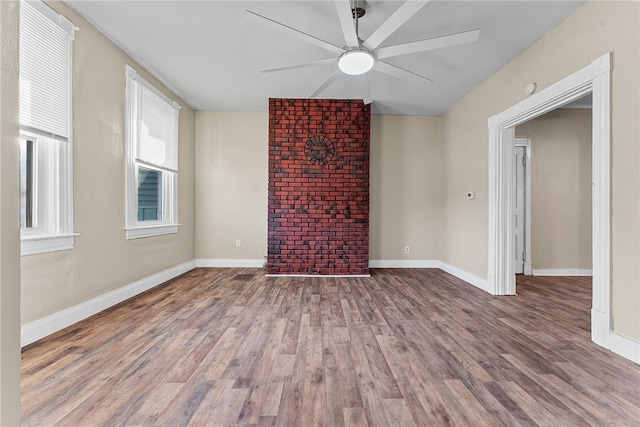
[{"left": 305, "top": 135, "right": 335, "bottom": 165}]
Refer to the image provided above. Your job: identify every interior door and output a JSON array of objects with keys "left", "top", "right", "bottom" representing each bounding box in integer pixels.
[{"left": 514, "top": 145, "right": 526, "bottom": 274}]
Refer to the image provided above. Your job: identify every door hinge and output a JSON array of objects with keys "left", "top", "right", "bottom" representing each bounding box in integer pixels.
[
  {"left": 522, "top": 251, "right": 526, "bottom": 262},
  {"left": 522, "top": 156, "right": 527, "bottom": 166}
]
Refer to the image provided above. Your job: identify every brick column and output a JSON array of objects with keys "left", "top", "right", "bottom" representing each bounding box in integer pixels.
[{"left": 267, "top": 98, "right": 370, "bottom": 275}]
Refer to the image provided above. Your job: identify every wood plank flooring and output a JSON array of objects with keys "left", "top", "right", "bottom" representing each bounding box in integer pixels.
[{"left": 21, "top": 269, "right": 640, "bottom": 426}]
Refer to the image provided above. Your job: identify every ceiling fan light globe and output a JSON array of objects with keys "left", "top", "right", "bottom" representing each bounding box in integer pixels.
[{"left": 338, "top": 49, "right": 374, "bottom": 75}]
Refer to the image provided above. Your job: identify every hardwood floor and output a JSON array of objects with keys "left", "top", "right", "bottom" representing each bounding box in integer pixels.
[{"left": 22, "top": 269, "right": 640, "bottom": 426}]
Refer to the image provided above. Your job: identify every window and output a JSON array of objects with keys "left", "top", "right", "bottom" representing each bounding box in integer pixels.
[
  {"left": 19, "top": 0, "right": 77, "bottom": 256},
  {"left": 137, "top": 167, "right": 162, "bottom": 221},
  {"left": 125, "top": 66, "right": 180, "bottom": 239}
]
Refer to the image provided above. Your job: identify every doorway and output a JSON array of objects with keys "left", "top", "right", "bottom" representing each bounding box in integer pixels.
[
  {"left": 515, "top": 107, "right": 593, "bottom": 277},
  {"left": 513, "top": 139, "right": 531, "bottom": 275},
  {"left": 487, "top": 52, "right": 611, "bottom": 347}
]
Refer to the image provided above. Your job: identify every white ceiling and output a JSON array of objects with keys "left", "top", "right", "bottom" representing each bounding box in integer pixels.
[{"left": 64, "top": 0, "right": 585, "bottom": 116}]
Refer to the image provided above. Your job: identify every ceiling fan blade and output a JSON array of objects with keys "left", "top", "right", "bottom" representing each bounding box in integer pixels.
[
  {"left": 356, "top": 74, "right": 373, "bottom": 105},
  {"left": 335, "top": 0, "right": 359, "bottom": 47},
  {"left": 260, "top": 58, "right": 338, "bottom": 73},
  {"left": 245, "top": 10, "right": 343, "bottom": 55},
  {"left": 309, "top": 69, "right": 341, "bottom": 98},
  {"left": 363, "top": 1, "right": 431, "bottom": 50},
  {"left": 376, "top": 29, "right": 480, "bottom": 59},
  {"left": 373, "top": 60, "right": 433, "bottom": 87}
]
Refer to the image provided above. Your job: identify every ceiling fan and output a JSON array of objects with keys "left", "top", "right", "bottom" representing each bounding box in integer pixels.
[{"left": 245, "top": 0, "right": 480, "bottom": 105}]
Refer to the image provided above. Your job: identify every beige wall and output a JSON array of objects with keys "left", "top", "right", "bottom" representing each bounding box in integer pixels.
[
  {"left": 195, "top": 112, "right": 268, "bottom": 261},
  {"left": 0, "top": 2, "right": 21, "bottom": 424},
  {"left": 20, "top": 1, "right": 196, "bottom": 325},
  {"left": 370, "top": 115, "right": 442, "bottom": 260},
  {"left": 194, "top": 113, "right": 443, "bottom": 263},
  {"left": 516, "top": 108, "right": 592, "bottom": 271},
  {"left": 441, "top": 1, "right": 639, "bottom": 340}
]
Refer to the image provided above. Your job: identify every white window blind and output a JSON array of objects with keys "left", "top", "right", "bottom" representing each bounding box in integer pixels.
[
  {"left": 19, "top": 0, "right": 76, "bottom": 142},
  {"left": 130, "top": 71, "right": 180, "bottom": 172},
  {"left": 125, "top": 66, "right": 181, "bottom": 239}
]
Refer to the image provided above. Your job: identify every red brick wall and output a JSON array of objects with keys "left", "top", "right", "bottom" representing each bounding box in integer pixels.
[{"left": 267, "top": 98, "right": 370, "bottom": 275}]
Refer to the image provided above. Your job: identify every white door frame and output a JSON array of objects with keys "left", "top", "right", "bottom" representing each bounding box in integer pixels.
[
  {"left": 514, "top": 139, "right": 532, "bottom": 275},
  {"left": 487, "top": 53, "right": 611, "bottom": 348}
]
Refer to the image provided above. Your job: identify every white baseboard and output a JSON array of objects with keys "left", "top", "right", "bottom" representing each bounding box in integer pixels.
[
  {"left": 196, "top": 258, "right": 264, "bottom": 268},
  {"left": 524, "top": 262, "right": 533, "bottom": 275},
  {"left": 368, "top": 259, "right": 491, "bottom": 295},
  {"left": 368, "top": 259, "right": 440, "bottom": 268},
  {"left": 591, "top": 307, "right": 610, "bottom": 348},
  {"left": 437, "top": 262, "right": 492, "bottom": 294},
  {"left": 608, "top": 332, "right": 640, "bottom": 365},
  {"left": 532, "top": 268, "right": 593, "bottom": 276},
  {"left": 21, "top": 260, "right": 195, "bottom": 347},
  {"left": 592, "top": 308, "right": 640, "bottom": 365}
]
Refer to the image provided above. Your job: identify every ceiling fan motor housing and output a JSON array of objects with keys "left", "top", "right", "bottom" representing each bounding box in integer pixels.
[{"left": 352, "top": 0, "right": 366, "bottom": 19}]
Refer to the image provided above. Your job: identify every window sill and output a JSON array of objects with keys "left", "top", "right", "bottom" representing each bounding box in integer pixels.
[
  {"left": 125, "top": 224, "right": 179, "bottom": 240},
  {"left": 21, "top": 233, "right": 80, "bottom": 256}
]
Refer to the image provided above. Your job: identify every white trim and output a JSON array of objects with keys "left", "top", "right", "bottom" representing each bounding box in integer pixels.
[
  {"left": 592, "top": 307, "right": 640, "bottom": 364},
  {"left": 437, "top": 262, "right": 492, "bottom": 294},
  {"left": 195, "top": 258, "right": 264, "bottom": 268},
  {"left": 369, "top": 260, "right": 491, "bottom": 294},
  {"left": 368, "top": 259, "right": 440, "bottom": 268},
  {"left": 560, "top": 104, "right": 592, "bottom": 110},
  {"left": 607, "top": 332, "right": 640, "bottom": 365},
  {"left": 125, "top": 224, "right": 179, "bottom": 240},
  {"left": 589, "top": 55, "right": 611, "bottom": 341},
  {"left": 20, "top": 233, "right": 80, "bottom": 256},
  {"left": 21, "top": 260, "right": 195, "bottom": 347},
  {"left": 532, "top": 268, "right": 593, "bottom": 276},
  {"left": 590, "top": 307, "right": 610, "bottom": 349},
  {"left": 488, "top": 53, "right": 614, "bottom": 357}
]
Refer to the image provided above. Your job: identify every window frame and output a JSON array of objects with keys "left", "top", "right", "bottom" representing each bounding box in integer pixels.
[
  {"left": 124, "top": 66, "right": 180, "bottom": 240},
  {"left": 19, "top": 0, "right": 77, "bottom": 256}
]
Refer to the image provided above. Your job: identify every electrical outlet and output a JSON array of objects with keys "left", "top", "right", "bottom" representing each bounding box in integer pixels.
[
  {"left": 235, "top": 240, "right": 242, "bottom": 248},
  {"left": 404, "top": 246, "right": 410, "bottom": 254}
]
